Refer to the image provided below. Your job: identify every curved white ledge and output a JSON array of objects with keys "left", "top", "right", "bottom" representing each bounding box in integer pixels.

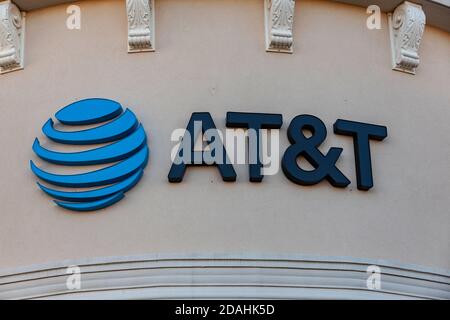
[
  {"left": 0, "top": 253, "right": 449, "bottom": 299},
  {"left": 12, "top": 0, "right": 450, "bottom": 33}
]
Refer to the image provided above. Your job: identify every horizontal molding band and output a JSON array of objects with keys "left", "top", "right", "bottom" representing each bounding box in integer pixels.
[
  {"left": 12, "top": 0, "right": 450, "bottom": 33},
  {"left": 0, "top": 253, "right": 449, "bottom": 299},
  {"left": 3, "top": 0, "right": 447, "bottom": 75}
]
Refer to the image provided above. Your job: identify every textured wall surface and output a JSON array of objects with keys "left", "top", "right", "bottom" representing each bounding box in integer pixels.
[{"left": 0, "top": 0, "right": 449, "bottom": 271}]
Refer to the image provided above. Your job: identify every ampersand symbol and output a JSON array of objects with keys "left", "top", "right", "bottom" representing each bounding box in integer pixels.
[{"left": 282, "top": 115, "right": 350, "bottom": 188}]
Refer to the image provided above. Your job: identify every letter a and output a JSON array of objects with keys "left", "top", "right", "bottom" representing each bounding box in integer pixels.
[{"left": 168, "top": 112, "right": 236, "bottom": 182}]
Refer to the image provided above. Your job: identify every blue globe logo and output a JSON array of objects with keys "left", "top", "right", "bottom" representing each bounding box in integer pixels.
[{"left": 30, "top": 98, "right": 149, "bottom": 212}]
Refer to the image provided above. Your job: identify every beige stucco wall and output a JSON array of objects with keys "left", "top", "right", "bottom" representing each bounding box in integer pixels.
[{"left": 0, "top": 0, "right": 449, "bottom": 271}]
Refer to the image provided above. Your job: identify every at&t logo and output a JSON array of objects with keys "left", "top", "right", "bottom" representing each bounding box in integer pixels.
[{"left": 30, "top": 98, "right": 149, "bottom": 212}]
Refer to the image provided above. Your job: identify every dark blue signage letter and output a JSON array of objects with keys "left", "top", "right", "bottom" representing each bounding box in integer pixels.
[
  {"left": 282, "top": 115, "right": 350, "bottom": 188},
  {"left": 226, "top": 112, "right": 283, "bottom": 182},
  {"left": 168, "top": 112, "right": 236, "bottom": 183}
]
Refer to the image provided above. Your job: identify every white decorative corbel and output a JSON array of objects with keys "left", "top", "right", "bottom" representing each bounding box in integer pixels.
[
  {"left": 0, "top": 0, "right": 25, "bottom": 74},
  {"left": 388, "top": 1, "right": 426, "bottom": 74},
  {"left": 264, "top": 0, "right": 295, "bottom": 53},
  {"left": 126, "top": 0, "right": 155, "bottom": 53}
]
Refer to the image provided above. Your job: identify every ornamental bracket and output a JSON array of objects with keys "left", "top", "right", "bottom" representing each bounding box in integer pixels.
[
  {"left": 388, "top": 1, "right": 426, "bottom": 75},
  {"left": 0, "top": 0, "right": 25, "bottom": 74},
  {"left": 126, "top": 0, "right": 155, "bottom": 53},
  {"left": 264, "top": 0, "right": 295, "bottom": 53}
]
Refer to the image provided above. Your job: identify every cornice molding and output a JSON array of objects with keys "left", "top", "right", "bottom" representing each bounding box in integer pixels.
[
  {"left": 0, "top": 0, "right": 25, "bottom": 74},
  {"left": 0, "top": 0, "right": 447, "bottom": 74},
  {"left": 12, "top": 0, "right": 450, "bottom": 33},
  {"left": 1, "top": 253, "right": 449, "bottom": 299}
]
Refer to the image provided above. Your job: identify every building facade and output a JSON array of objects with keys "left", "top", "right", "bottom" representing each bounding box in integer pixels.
[{"left": 0, "top": 0, "right": 449, "bottom": 299}]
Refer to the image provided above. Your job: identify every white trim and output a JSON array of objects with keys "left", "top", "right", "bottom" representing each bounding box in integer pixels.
[
  {"left": 12, "top": 0, "right": 450, "bottom": 34},
  {"left": 1, "top": 253, "right": 449, "bottom": 299}
]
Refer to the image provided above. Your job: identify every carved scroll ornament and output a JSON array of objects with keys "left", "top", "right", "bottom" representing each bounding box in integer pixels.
[
  {"left": 126, "top": 0, "right": 154, "bottom": 52},
  {"left": 265, "top": 0, "right": 295, "bottom": 53},
  {"left": 0, "top": 1, "right": 25, "bottom": 74},
  {"left": 389, "top": 1, "right": 426, "bottom": 74}
]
